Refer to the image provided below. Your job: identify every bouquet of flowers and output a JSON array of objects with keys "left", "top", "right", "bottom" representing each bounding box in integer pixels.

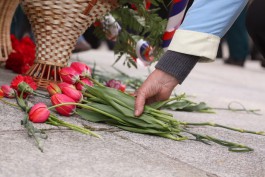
[
  {"left": 5, "top": 35, "right": 35, "bottom": 74},
  {"left": 47, "top": 62, "right": 265, "bottom": 152},
  {"left": 1, "top": 62, "right": 263, "bottom": 152}
]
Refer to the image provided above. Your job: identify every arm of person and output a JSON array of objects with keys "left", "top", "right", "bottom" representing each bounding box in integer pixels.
[{"left": 134, "top": 0, "right": 248, "bottom": 116}]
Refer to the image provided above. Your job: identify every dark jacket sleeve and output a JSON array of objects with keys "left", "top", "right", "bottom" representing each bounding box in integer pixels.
[{"left": 155, "top": 50, "right": 199, "bottom": 84}]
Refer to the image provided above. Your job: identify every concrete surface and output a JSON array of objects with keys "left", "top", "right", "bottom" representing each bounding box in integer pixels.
[{"left": 0, "top": 44, "right": 265, "bottom": 177}]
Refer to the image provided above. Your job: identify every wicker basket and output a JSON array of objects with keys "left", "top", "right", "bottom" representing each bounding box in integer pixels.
[
  {"left": 21, "top": 0, "right": 118, "bottom": 89},
  {"left": 0, "top": 0, "right": 19, "bottom": 61}
]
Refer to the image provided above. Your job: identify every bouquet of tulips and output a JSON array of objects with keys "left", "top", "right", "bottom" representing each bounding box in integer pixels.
[{"left": 44, "top": 62, "right": 263, "bottom": 152}]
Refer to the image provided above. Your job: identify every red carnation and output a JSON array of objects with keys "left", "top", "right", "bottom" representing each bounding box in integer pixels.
[
  {"left": 10, "top": 75, "right": 25, "bottom": 91},
  {"left": 6, "top": 35, "right": 35, "bottom": 74},
  {"left": 10, "top": 75, "right": 37, "bottom": 97},
  {"left": 11, "top": 75, "right": 37, "bottom": 91},
  {"left": 23, "top": 76, "right": 38, "bottom": 90}
]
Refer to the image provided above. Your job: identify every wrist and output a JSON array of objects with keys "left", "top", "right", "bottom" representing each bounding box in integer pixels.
[
  {"left": 152, "top": 69, "right": 179, "bottom": 89},
  {"left": 155, "top": 51, "right": 199, "bottom": 84}
]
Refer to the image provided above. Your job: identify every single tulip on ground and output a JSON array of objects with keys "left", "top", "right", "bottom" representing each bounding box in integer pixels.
[
  {"left": 29, "top": 103, "right": 50, "bottom": 123},
  {"left": 70, "top": 62, "right": 92, "bottom": 78},
  {"left": 51, "top": 94, "right": 76, "bottom": 116},
  {"left": 1, "top": 85, "right": 15, "bottom": 98},
  {"left": 47, "top": 83, "right": 61, "bottom": 96},
  {"left": 59, "top": 67, "right": 80, "bottom": 84},
  {"left": 22, "top": 100, "right": 100, "bottom": 151},
  {"left": 76, "top": 78, "right": 94, "bottom": 91}
]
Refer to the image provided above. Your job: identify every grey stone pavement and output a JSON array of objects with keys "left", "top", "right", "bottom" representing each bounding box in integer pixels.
[{"left": 1, "top": 45, "right": 265, "bottom": 177}]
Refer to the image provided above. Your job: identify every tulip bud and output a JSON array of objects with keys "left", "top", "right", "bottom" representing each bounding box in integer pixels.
[
  {"left": 105, "top": 79, "right": 126, "bottom": 92},
  {"left": 70, "top": 62, "right": 92, "bottom": 78},
  {"left": 47, "top": 83, "right": 61, "bottom": 96},
  {"left": 0, "top": 89, "right": 4, "bottom": 98},
  {"left": 51, "top": 94, "right": 76, "bottom": 116},
  {"left": 59, "top": 67, "right": 80, "bottom": 84},
  {"left": 29, "top": 103, "right": 50, "bottom": 123},
  {"left": 61, "top": 87, "right": 83, "bottom": 103},
  {"left": 1, "top": 85, "right": 15, "bottom": 98},
  {"left": 75, "top": 78, "right": 94, "bottom": 91}
]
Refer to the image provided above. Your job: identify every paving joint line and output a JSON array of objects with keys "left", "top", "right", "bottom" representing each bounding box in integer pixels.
[{"left": 113, "top": 131, "right": 220, "bottom": 177}]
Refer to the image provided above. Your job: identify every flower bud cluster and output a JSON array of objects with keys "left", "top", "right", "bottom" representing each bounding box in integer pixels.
[
  {"left": 48, "top": 62, "right": 94, "bottom": 116},
  {"left": 1, "top": 62, "right": 126, "bottom": 123}
]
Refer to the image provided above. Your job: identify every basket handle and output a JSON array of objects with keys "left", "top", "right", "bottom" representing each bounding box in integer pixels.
[{"left": 83, "top": 0, "right": 98, "bottom": 15}]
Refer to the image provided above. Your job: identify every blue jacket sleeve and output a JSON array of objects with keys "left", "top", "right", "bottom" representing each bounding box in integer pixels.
[{"left": 168, "top": 0, "right": 248, "bottom": 61}]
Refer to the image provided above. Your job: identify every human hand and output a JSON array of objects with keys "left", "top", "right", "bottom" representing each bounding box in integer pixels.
[{"left": 134, "top": 69, "right": 179, "bottom": 116}]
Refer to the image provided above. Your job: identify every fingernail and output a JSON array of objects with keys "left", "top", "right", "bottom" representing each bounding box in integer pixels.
[{"left": 135, "top": 110, "right": 140, "bottom": 117}]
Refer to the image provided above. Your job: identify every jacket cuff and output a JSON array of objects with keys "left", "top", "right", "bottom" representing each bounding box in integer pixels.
[
  {"left": 155, "top": 51, "right": 199, "bottom": 84},
  {"left": 168, "top": 29, "right": 220, "bottom": 62}
]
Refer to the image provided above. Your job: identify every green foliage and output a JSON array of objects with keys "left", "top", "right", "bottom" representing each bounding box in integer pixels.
[{"left": 94, "top": 1, "right": 167, "bottom": 68}]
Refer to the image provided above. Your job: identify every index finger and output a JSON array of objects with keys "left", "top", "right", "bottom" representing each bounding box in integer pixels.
[{"left": 134, "top": 92, "right": 146, "bottom": 117}]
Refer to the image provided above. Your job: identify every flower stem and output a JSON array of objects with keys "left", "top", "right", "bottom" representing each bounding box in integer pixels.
[
  {"left": 213, "top": 107, "right": 261, "bottom": 115},
  {"left": 212, "top": 101, "right": 261, "bottom": 115},
  {"left": 181, "top": 122, "right": 265, "bottom": 136},
  {"left": 185, "top": 130, "right": 253, "bottom": 152},
  {"left": 0, "top": 98, "right": 20, "bottom": 108},
  {"left": 149, "top": 111, "right": 180, "bottom": 125},
  {"left": 87, "top": 77, "right": 104, "bottom": 87},
  {"left": 34, "top": 91, "right": 50, "bottom": 97},
  {"left": 82, "top": 92, "right": 96, "bottom": 98},
  {"left": 47, "top": 114, "right": 101, "bottom": 138},
  {"left": 22, "top": 115, "right": 47, "bottom": 152},
  {"left": 48, "top": 102, "right": 128, "bottom": 125},
  {"left": 156, "top": 94, "right": 186, "bottom": 107},
  {"left": 33, "top": 92, "right": 50, "bottom": 99}
]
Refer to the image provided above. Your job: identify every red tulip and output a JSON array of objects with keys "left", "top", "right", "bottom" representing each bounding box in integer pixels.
[
  {"left": 47, "top": 83, "right": 61, "bottom": 96},
  {"left": 75, "top": 78, "right": 94, "bottom": 91},
  {"left": 105, "top": 79, "right": 126, "bottom": 92},
  {"left": 61, "top": 87, "right": 83, "bottom": 103},
  {"left": 57, "top": 82, "right": 76, "bottom": 90},
  {"left": 29, "top": 103, "right": 50, "bottom": 123},
  {"left": 51, "top": 94, "right": 76, "bottom": 116},
  {"left": 1, "top": 85, "right": 15, "bottom": 98},
  {"left": 70, "top": 62, "right": 92, "bottom": 78},
  {"left": 59, "top": 67, "right": 80, "bottom": 84}
]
